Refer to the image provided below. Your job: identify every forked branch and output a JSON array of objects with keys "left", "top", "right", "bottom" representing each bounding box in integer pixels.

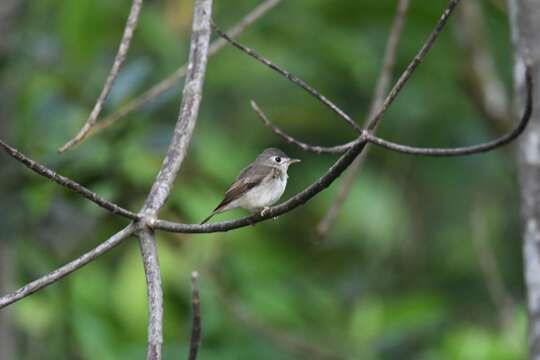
[{"left": 211, "top": 22, "right": 363, "bottom": 133}]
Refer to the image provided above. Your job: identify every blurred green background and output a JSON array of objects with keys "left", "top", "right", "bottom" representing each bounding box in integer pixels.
[{"left": 0, "top": 0, "right": 526, "bottom": 359}]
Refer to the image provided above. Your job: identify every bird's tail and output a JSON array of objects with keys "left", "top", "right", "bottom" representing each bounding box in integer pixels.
[{"left": 200, "top": 211, "right": 217, "bottom": 224}]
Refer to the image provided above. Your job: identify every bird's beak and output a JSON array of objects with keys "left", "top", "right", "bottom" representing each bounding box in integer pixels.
[{"left": 287, "top": 158, "right": 301, "bottom": 165}]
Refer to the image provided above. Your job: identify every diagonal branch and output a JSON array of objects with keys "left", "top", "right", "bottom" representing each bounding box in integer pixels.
[
  {"left": 59, "top": 0, "right": 144, "bottom": 153},
  {"left": 188, "top": 272, "right": 202, "bottom": 360},
  {"left": 0, "top": 224, "right": 137, "bottom": 309},
  {"left": 364, "top": 0, "right": 461, "bottom": 130},
  {"left": 80, "top": 0, "right": 282, "bottom": 147},
  {"left": 251, "top": 100, "right": 356, "bottom": 155},
  {"left": 212, "top": 23, "right": 363, "bottom": 134},
  {"left": 0, "top": 140, "right": 140, "bottom": 221}
]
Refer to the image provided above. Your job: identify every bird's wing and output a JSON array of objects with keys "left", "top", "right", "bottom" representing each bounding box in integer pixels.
[{"left": 214, "top": 164, "right": 273, "bottom": 211}]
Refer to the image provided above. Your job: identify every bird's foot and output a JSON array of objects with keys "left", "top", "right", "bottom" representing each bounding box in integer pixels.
[
  {"left": 260, "top": 207, "right": 278, "bottom": 220},
  {"left": 260, "top": 207, "right": 271, "bottom": 217}
]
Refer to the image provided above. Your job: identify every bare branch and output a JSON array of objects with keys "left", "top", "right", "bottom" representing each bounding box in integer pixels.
[
  {"left": 138, "top": 228, "right": 163, "bottom": 360},
  {"left": 0, "top": 224, "right": 137, "bottom": 309},
  {"left": 212, "top": 23, "right": 363, "bottom": 134},
  {"left": 0, "top": 139, "right": 140, "bottom": 221},
  {"left": 151, "top": 0, "right": 464, "bottom": 233},
  {"left": 365, "top": 0, "right": 461, "bottom": 130},
  {"left": 362, "top": 68, "right": 532, "bottom": 156},
  {"left": 82, "top": 0, "right": 282, "bottom": 145},
  {"left": 250, "top": 100, "right": 355, "bottom": 155},
  {"left": 188, "top": 272, "right": 202, "bottom": 360},
  {"left": 58, "top": 0, "right": 144, "bottom": 153}
]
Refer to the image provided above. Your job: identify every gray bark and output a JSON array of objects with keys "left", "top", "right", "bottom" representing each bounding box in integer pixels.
[{"left": 508, "top": 0, "right": 540, "bottom": 358}]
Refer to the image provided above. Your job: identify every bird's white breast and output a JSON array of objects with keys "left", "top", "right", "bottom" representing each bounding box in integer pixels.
[{"left": 236, "top": 173, "right": 287, "bottom": 211}]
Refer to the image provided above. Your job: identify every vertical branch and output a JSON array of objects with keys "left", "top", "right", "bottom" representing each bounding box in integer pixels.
[
  {"left": 137, "top": 1, "right": 212, "bottom": 359},
  {"left": 138, "top": 228, "right": 164, "bottom": 360},
  {"left": 508, "top": 0, "right": 540, "bottom": 357},
  {"left": 317, "top": 0, "right": 410, "bottom": 238},
  {"left": 59, "top": 0, "right": 144, "bottom": 153},
  {"left": 188, "top": 272, "right": 202, "bottom": 360}
]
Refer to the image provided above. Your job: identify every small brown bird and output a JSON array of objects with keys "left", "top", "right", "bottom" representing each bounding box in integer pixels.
[{"left": 200, "top": 148, "right": 300, "bottom": 224}]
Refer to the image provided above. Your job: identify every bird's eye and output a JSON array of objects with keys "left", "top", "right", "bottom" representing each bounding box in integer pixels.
[{"left": 274, "top": 156, "right": 282, "bottom": 163}]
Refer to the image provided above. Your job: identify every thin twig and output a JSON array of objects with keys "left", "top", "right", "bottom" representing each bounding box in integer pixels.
[
  {"left": 0, "top": 224, "right": 137, "bottom": 309},
  {"left": 362, "top": 69, "right": 532, "bottom": 156},
  {"left": 251, "top": 100, "right": 355, "bottom": 155},
  {"left": 188, "top": 272, "right": 202, "bottom": 360},
  {"left": 365, "top": 0, "right": 461, "bottom": 130},
  {"left": 253, "top": 66, "right": 533, "bottom": 160},
  {"left": 0, "top": 140, "right": 140, "bottom": 221},
  {"left": 317, "top": 0, "right": 410, "bottom": 238},
  {"left": 83, "top": 0, "right": 282, "bottom": 145},
  {"left": 136, "top": 1, "right": 212, "bottom": 359},
  {"left": 212, "top": 22, "right": 363, "bottom": 134},
  {"left": 58, "top": 0, "right": 143, "bottom": 153}
]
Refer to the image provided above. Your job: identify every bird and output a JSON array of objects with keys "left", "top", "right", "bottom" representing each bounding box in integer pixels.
[{"left": 200, "top": 148, "right": 300, "bottom": 224}]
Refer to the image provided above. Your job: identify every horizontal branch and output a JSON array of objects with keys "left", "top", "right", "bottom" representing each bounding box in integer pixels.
[
  {"left": 0, "top": 140, "right": 140, "bottom": 221},
  {"left": 212, "top": 22, "right": 363, "bottom": 134},
  {"left": 59, "top": 0, "right": 143, "bottom": 153},
  {"left": 363, "top": 65, "right": 533, "bottom": 156},
  {"left": 82, "top": 0, "right": 282, "bottom": 146},
  {"left": 0, "top": 224, "right": 137, "bottom": 309}
]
